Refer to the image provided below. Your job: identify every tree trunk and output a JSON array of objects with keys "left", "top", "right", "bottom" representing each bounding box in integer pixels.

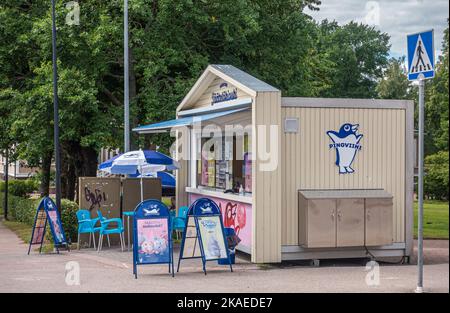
[
  {"left": 81, "top": 146, "right": 98, "bottom": 177},
  {"left": 60, "top": 145, "right": 70, "bottom": 199},
  {"left": 73, "top": 146, "right": 98, "bottom": 203},
  {"left": 39, "top": 149, "right": 53, "bottom": 197},
  {"left": 66, "top": 162, "right": 76, "bottom": 201}
]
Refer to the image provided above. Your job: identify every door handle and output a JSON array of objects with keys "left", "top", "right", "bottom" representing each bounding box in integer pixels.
[{"left": 337, "top": 210, "right": 342, "bottom": 222}]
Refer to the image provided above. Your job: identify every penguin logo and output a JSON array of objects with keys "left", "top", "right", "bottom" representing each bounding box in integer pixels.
[{"left": 327, "top": 123, "right": 363, "bottom": 174}]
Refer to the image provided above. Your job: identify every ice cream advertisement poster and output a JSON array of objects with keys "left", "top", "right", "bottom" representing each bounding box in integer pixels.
[
  {"left": 136, "top": 219, "right": 170, "bottom": 264},
  {"left": 197, "top": 216, "right": 227, "bottom": 261},
  {"left": 47, "top": 210, "right": 65, "bottom": 245}
]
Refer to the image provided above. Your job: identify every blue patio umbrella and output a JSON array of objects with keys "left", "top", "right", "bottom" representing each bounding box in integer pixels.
[
  {"left": 130, "top": 171, "right": 176, "bottom": 188},
  {"left": 98, "top": 150, "right": 179, "bottom": 201}
]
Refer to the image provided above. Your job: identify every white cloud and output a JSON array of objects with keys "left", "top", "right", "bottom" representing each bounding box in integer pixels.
[{"left": 306, "top": 0, "right": 449, "bottom": 58}]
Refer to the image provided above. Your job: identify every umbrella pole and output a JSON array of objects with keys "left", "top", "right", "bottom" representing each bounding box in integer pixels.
[{"left": 140, "top": 165, "right": 144, "bottom": 203}]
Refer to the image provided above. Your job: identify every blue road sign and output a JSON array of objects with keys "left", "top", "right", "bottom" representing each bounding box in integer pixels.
[{"left": 407, "top": 30, "right": 435, "bottom": 81}]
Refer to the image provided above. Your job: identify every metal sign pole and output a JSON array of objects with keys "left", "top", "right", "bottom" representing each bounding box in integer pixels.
[
  {"left": 416, "top": 78, "right": 425, "bottom": 293},
  {"left": 51, "top": 0, "right": 62, "bottom": 212},
  {"left": 407, "top": 29, "right": 434, "bottom": 293}
]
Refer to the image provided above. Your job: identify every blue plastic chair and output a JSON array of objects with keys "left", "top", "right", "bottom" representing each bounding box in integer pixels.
[
  {"left": 76, "top": 210, "right": 102, "bottom": 250},
  {"left": 96, "top": 210, "right": 125, "bottom": 252},
  {"left": 172, "top": 206, "right": 189, "bottom": 239}
]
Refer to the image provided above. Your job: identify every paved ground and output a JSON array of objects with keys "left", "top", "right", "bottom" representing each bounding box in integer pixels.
[{"left": 0, "top": 222, "right": 448, "bottom": 293}]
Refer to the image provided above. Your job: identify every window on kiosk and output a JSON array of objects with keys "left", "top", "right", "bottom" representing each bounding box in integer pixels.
[{"left": 197, "top": 133, "right": 252, "bottom": 194}]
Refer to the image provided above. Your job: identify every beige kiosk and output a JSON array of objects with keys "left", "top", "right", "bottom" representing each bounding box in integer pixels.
[{"left": 134, "top": 65, "right": 414, "bottom": 264}]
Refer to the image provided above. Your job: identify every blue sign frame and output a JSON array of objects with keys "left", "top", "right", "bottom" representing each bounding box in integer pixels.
[
  {"left": 28, "top": 197, "right": 68, "bottom": 255},
  {"left": 177, "top": 198, "right": 233, "bottom": 275},
  {"left": 132, "top": 199, "right": 174, "bottom": 279},
  {"left": 407, "top": 29, "right": 435, "bottom": 81}
]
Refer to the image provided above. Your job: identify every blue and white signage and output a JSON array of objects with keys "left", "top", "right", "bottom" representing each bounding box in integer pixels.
[
  {"left": 407, "top": 30, "right": 435, "bottom": 81},
  {"left": 212, "top": 82, "right": 238, "bottom": 105},
  {"left": 177, "top": 198, "right": 233, "bottom": 275},
  {"left": 28, "top": 197, "right": 68, "bottom": 255},
  {"left": 133, "top": 199, "right": 174, "bottom": 278},
  {"left": 327, "top": 123, "right": 363, "bottom": 175}
]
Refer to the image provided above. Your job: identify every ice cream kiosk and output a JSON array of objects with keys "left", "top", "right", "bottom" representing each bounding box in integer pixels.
[{"left": 134, "top": 65, "right": 414, "bottom": 264}]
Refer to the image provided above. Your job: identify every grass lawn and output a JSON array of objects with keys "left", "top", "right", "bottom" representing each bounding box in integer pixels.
[
  {"left": 3, "top": 219, "right": 33, "bottom": 243},
  {"left": 414, "top": 200, "right": 449, "bottom": 239}
]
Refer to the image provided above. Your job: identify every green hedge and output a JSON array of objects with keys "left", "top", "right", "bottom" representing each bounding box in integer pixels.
[
  {"left": 0, "top": 179, "right": 39, "bottom": 197},
  {"left": 425, "top": 151, "right": 449, "bottom": 200},
  {"left": 0, "top": 193, "right": 79, "bottom": 243}
]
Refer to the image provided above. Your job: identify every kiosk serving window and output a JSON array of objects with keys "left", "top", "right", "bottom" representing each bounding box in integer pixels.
[{"left": 195, "top": 132, "right": 252, "bottom": 193}]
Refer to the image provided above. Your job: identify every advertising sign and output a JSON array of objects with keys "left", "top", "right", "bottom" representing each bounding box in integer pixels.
[
  {"left": 178, "top": 198, "right": 233, "bottom": 275},
  {"left": 132, "top": 199, "right": 174, "bottom": 278},
  {"left": 44, "top": 198, "right": 67, "bottom": 246},
  {"left": 28, "top": 197, "right": 68, "bottom": 255},
  {"left": 31, "top": 211, "right": 46, "bottom": 245},
  {"left": 136, "top": 219, "right": 170, "bottom": 264},
  {"left": 197, "top": 216, "right": 228, "bottom": 261},
  {"left": 189, "top": 193, "right": 252, "bottom": 253}
]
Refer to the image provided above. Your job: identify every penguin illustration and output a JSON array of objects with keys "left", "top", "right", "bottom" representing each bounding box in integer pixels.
[{"left": 327, "top": 123, "right": 363, "bottom": 174}]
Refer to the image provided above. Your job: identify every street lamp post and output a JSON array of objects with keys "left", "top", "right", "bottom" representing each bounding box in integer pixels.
[
  {"left": 51, "top": 0, "right": 62, "bottom": 212},
  {"left": 124, "top": 0, "right": 130, "bottom": 152}
]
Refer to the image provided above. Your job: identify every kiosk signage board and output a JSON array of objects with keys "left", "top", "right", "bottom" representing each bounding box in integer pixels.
[
  {"left": 28, "top": 197, "right": 68, "bottom": 254},
  {"left": 132, "top": 199, "right": 174, "bottom": 278},
  {"left": 178, "top": 198, "right": 233, "bottom": 274}
]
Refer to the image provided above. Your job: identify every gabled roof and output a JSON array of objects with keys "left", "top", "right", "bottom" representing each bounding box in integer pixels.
[
  {"left": 177, "top": 64, "right": 279, "bottom": 113},
  {"left": 210, "top": 65, "right": 279, "bottom": 93}
]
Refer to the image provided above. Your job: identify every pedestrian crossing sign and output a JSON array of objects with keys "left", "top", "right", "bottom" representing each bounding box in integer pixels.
[{"left": 407, "top": 30, "right": 435, "bottom": 81}]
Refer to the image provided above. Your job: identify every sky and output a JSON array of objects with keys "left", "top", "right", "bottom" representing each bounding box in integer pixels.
[{"left": 305, "top": 0, "right": 449, "bottom": 58}]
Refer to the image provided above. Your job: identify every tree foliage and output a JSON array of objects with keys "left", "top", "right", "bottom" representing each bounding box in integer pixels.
[
  {"left": 377, "top": 57, "right": 413, "bottom": 100},
  {"left": 0, "top": 1, "right": 407, "bottom": 200},
  {"left": 425, "top": 20, "right": 449, "bottom": 154}
]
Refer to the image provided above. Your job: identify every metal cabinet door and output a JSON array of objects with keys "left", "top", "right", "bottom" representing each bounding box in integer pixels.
[
  {"left": 365, "top": 198, "right": 394, "bottom": 246},
  {"left": 307, "top": 199, "right": 336, "bottom": 248},
  {"left": 336, "top": 199, "right": 365, "bottom": 247}
]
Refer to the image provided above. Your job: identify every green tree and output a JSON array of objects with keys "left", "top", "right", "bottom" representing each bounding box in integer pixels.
[
  {"left": 316, "top": 20, "right": 390, "bottom": 98},
  {"left": 1, "top": 0, "right": 392, "bottom": 201},
  {"left": 377, "top": 57, "right": 413, "bottom": 100},
  {"left": 425, "top": 20, "right": 449, "bottom": 154}
]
